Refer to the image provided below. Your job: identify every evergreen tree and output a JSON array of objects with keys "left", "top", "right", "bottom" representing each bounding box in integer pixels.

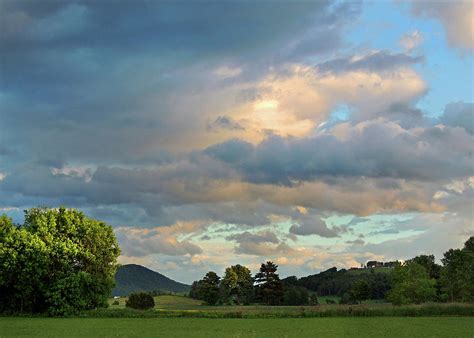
[{"left": 254, "top": 261, "right": 284, "bottom": 305}]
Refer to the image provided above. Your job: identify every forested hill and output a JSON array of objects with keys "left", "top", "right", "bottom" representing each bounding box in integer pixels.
[
  {"left": 283, "top": 266, "right": 393, "bottom": 299},
  {"left": 113, "top": 264, "right": 190, "bottom": 296}
]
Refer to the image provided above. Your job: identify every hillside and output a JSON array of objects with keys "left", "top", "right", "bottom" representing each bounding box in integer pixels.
[{"left": 113, "top": 264, "right": 190, "bottom": 296}]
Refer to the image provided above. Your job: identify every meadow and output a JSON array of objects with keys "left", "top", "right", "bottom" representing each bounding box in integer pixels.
[
  {"left": 2, "top": 295, "right": 474, "bottom": 337},
  {"left": 103, "top": 295, "right": 474, "bottom": 318},
  {"left": 1, "top": 317, "right": 473, "bottom": 338}
]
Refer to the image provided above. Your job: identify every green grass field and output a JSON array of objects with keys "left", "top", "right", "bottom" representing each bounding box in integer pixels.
[
  {"left": 4, "top": 296, "right": 473, "bottom": 337},
  {"left": 1, "top": 317, "right": 473, "bottom": 337},
  {"left": 109, "top": 295, "right": 204, "bottom": 309}
]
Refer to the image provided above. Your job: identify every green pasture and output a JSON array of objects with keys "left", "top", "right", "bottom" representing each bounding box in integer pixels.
[{"left": 1, "top": 317, "right": 473, "bottom": 338}]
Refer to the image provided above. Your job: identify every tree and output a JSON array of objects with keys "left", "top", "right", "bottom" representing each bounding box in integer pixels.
[
  {"left": 440, "top": 236, "right": 474, "bottom": 302},
  {"left": 309, "top": 293, "right": 319, "bottom": 305},
  {"left": 407, "top": 255, "right": 441, "bottom": 280},
  {"left": 386, "top": 262, "right": 436, "bottom": 305},
  {"left": 201, "top": 271, "right": 221, "bottom": 305},
  {"left": 0, "top": 207, "right": 120, "bottom": 315},
  {"left": 283, "top": 285, "right": 309, "bottom": 305},
  {"left": 254, "top": 261, "right": 284, "bottom": 305},
  {"left": 221, "top": 265, "right": 253, "bottom": 305},
  {"left": 350, "top": 279, "right": 370, "bottom": 304}
]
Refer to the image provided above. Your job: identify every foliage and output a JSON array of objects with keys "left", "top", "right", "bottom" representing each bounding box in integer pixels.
[
  {"left": 349, "top": 280, "right": 370, "bottom": 304},
  {"left": 386, "top": 262, "right": 436, "bottom": 305},
  {"left": 407, "top": 255, "right": 441, "bottom": 280},
  {"left": 0, "top": 207, "right": 120, "bottom": 315},
  {"left": 221, "top": 265, "right": 254, "bottom": 305},
  {"left": 297, "top": 267, "right": 392, "bottom": 299},
  {"left": 254, "top": 261, "right": 284, "bottom": 305},
  {"left": 125, "top": 292, "right": 155, "bottom": 310},
  {"left": 309, "top": 294, "right": 319, "bottom": 305},
  {"left": 191, "top": 272, "right": 222, "bottom": 305},
  {"left": 440, "top": 236, "right": 474, "bottom": 302},
  {"left": 282, "top": 285, "right": 309, "bottom": 305}
]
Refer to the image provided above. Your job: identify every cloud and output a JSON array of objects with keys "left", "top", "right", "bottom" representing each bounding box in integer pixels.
[
  {"left": 226, "top": 230, "right": 295, "bottom": 256},
  {"left": 289, "top": 216, "right": 342, "bottom": 237},
  {"left": 206, "top": 120, "right": 474, "bottom": 185},
  {"left": 400, "top": 30, "right": 423, "bottom": 52},
  {"left": 315, "top": 51, "right": 423, "bottom": 74},
  {"left": 346, "top": 239, "right": 365, "bottom": 245},
  {"left": 115, "top": 226, "right": 202, "bottom": 257},
  {"left": 226, "top": 230, "right": 280, "bottom": 244},
  {"left": 439, "top": 102, "right": 474, "bottom": 135},
  {"left": 411, "top": 2, "right": 474, "bottom": 52},
  {"left": 207, "top": 116, "right": 245, "bottom": 132}
]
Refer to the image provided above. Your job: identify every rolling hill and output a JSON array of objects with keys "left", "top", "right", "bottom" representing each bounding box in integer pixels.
[{"left": 112, "top": 264, "right": 190, "bottom": 296}]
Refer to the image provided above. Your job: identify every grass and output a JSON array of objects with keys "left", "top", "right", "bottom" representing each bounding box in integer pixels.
[
  {"left": 109, "top": 295, "right": 203, "bottom": 310},
  {"left": 1, "top": 317, "right": 473, "bottom": 337},
  {"left": 105, "top": 296, "right": 474, "bottom": 318},
  {"left": 91, "top": 303, "right": 474, "bottom": 318},
  {"left": 318, "top": 295, "right": 341, "bottom": 304}
]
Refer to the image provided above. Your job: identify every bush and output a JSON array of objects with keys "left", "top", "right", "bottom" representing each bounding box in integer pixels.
[
  {"left": 112, "top": 301, "right": 119, "bottom": 305},
  {"left": 125, "top": 293, "right": 155, "bottom": 310}
]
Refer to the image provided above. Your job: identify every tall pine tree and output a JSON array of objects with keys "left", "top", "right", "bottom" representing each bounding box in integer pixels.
[{"left": 254, "top": 261, "right": 284, "bottom": 305}]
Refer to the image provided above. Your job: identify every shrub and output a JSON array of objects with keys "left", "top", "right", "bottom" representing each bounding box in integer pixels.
[
  {"left": 125, "top": 293, "right": 155, "bottom": 310},
  {"left": 309, "top": 294, "right": 319, "bottom": 305},
  {"left": 112, "top": 301, "right": 119, "bottom": 305}
]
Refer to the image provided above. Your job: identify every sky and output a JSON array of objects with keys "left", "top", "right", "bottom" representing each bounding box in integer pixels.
[{"left": 0, "top": 0, "right": 473, "bottom": 284}]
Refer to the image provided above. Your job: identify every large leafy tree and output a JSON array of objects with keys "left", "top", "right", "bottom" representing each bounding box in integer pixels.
[
  {"left": 386, "top": 262, "right": 436, "bottom": 305},
  {"left": 190, "top": 273, "right": 219, "bottom": 303},
  {"left": 350, "top": 279, "right": 370, "bottom": 304},
  {"left": 407, "top": 255, "right": 441, "bottom": 280},
  {"left": 0, "top": 207, "right": 120, "bottom": 315},
  {"left": 440, "top": 236, "right": 474, "bottom": 302},
  {"left": 254, "top": 261, "right": 284, "bottom": 305},
  {"left": 221, "top": 264, "right": 253, "bottom": 305}
]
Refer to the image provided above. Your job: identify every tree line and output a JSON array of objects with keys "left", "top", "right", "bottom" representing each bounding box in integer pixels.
[
  {"left": 190, "top": 261, "right": 314, "bottom": 306},
  {"left": 190, "top": 236, "right": 473, "bottom": 306}
]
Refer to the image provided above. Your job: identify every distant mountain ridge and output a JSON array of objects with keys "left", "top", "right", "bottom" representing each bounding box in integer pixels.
[{"left": 113, "top": 264, "right": 190, "bottom": 296}]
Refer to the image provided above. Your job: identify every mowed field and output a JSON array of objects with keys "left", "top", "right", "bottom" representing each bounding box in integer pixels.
[
  {"left": 2, "top": 317, "right": 474, "bottom": 338},
  {"left": 3, "top": 296, "right": 473, "bottom": 337}
]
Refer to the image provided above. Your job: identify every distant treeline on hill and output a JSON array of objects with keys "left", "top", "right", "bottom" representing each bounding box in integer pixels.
[
  {"left": 285, "top": 265, "right": 392, "bottom": 300},
  {"left": 190, "top": 236, "right": 473, "bottom": 306}
]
